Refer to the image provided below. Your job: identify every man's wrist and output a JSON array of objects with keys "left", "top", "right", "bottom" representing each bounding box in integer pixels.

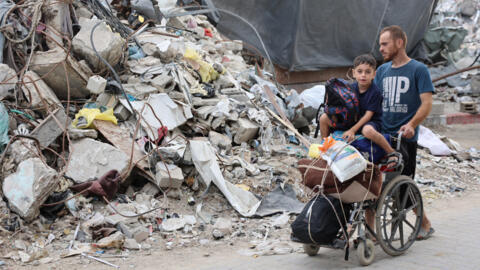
[{"left": 406, "top": 121, "right": 416, "bottom": 129}]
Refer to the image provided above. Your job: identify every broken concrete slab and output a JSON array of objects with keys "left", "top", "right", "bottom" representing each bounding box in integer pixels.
[
  {"left": 161, "top": 218, "right": 186, "bottom": 232},
  {"left": 155, "top": 162, "right": 184, "bottom": 188},
  {"left": 86, "top": 75, "right": 107, "bottom": 95},
  {"left": 30, "top": 108, "right": 68, "bottom": 148},
  {"left": 65, "top": 138, "right": 129, "bottom": 183},
  {"left": 72, "top": 18, "right": 125, "bottom": 72},
  {"left": 96, "top": 231, "right": 124, "bottom": 249},
  {"left": 124, "top": 238, "right": 140, "bottom": 250},
  {"left": 192, "top": 97, "right": 220, "bottom": 107},
  {"left": 140, "top": 182, "right": 160, "bottom": 196},
  {"left": 431, "top": 101, "right": 445, "bottom": 115},
  {"left": 113, "top": 103, "right": 131, "bottom": 121},
  {"left": 213, "top": 217, "right": 232, "bottom": 234},
  {"left": 67, "top": 126, "right": 98, "bottom": 140},
  {"left": 234, "top": 118, "right": 259, "bottom": 144},
  {"left": 151, "top": 73, "right": 175, "bottom": 92},
  {"left": 93, "top": 120, "right": 154, "bottom": 182},
  {"left": 0, "top": 64, "right": 17, "bottom": 99},
  {"left": 30, "top": 48, "right": 91, "bottom": 100},
  {"left": 9, "top": 139, "right": 37, "bottom": 164},
  {"left": 132, "top": 227, "right": 149, "bottom": 243},
  {"left": 42, "top": 0, "right": 70, "bottom": 50},
  {"left": 3, "top": 158, "right": 58, "bottom": 221},
  {"left": 96, "top": 93, "right": 119, "bottom": 108},
  {"left": 208, "top": 131, "right": 232, "bottom": 152},
  {"left": 21, "top": 71, "right": 61, "bottom": 111},
  {"left": 471, "top": 75, "right": 480, "bottom": 97}
]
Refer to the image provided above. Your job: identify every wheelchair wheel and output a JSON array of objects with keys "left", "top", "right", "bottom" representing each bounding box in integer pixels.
[
  {"left": 303, "top": 244, "right": 320, "bottom": 256},
  {"left": 357, "top": 239, "right": 375, "bottom": 266},
  {"left": 375, "top": 175, "right": 423, "bottom": 256}
]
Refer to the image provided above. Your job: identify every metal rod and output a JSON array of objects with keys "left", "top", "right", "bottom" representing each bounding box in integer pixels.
[{"left": 81, "top": 253, "right": 119, "bottom": 269}]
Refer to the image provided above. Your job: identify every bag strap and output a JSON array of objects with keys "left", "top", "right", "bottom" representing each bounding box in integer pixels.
[{"left": 307, "top": 195, "right": 319, "bottom": 244}]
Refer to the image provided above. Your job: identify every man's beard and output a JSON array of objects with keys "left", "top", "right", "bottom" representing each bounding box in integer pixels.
[{"left": 383, "top": 48, "right": 399, "bottom": 61}]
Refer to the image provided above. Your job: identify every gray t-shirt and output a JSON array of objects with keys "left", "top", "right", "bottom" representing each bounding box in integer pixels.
[{"left": 374, "top": 59, "right": 434, "bottom": 141}]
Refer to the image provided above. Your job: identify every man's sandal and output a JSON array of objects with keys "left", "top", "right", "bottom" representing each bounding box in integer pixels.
[{"left": 416, "top": 227, "right": 435, "bottom": 241}]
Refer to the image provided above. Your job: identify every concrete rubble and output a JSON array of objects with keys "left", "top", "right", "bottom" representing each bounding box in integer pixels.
[
  {"left": 30, "top": 48, "right": 92, "bottom": 99},
  {"left": 0, "top": 0, "right": 478, "bottom": 268},
  {"left": 0, "top": 64, "right": 17, "bottom": 100},
  {"left": 21, "top": 71, "right": 61, "bottom": 111},
  {"left": 2, "top": 158, "right": 58, "bottom": 221},
  {"left": 65, "top": 138, "right": 129, "bottom": 183},
  {"left": 72, "top": 18, "right": 125, "bottom": 72}
]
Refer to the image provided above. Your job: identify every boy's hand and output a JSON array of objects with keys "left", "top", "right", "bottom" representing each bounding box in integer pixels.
[{"left": 342, "top": 130, "right": 355, "bottom": 142}]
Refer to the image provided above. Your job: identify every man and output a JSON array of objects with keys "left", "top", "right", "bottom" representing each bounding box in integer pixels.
[{"left": 374, "top": 25, "right": 435, "bottom": 240}]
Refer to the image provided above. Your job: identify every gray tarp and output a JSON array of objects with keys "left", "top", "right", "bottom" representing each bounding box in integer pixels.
[{"left": 211, "top": 0, "right": 438, "bottom": 71}]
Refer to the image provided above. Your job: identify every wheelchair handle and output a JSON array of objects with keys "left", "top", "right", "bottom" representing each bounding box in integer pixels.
[{"left": 396, "top": 132, "right": 403, "bottom": 151}]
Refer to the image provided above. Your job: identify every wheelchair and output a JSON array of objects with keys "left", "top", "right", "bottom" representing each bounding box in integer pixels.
[{"left": 301, "top": 135, "right": 424, "bottom": 266}]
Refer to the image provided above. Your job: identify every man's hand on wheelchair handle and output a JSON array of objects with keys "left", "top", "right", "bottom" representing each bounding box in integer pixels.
[{"left": 399, "top": 123, "right": 415, "bottom": 139}]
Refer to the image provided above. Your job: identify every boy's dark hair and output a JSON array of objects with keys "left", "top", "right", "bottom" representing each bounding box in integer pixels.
[
  {"left": 380, "top": 25, "right": 407, "bottom": 48},
  {"left": 353, "top": 54, "right": 376, "bottom": 69}
]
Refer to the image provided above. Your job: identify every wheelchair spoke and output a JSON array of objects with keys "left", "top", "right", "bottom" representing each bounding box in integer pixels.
[
  {"left": 390, "top": 219, "right": 400, "bottom": 242},
  {"left": 384, "top": 215, "right": 400, "bottom": 226},
  {"left": 399, "top": 219, "right": 404, "bottom": 247},
  {"left": 401, "top": 186, "right": 411, "bottom": 209},
  {"left": 408, "top": 187, "right": 417, "bottom": 206},
  {"left": 404, "top": 219, "right": 416, "bottom": 230}
]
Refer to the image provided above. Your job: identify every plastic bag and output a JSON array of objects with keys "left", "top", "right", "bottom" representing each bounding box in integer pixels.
[
  {"left": 309, "top": 137, "right": 367, "bottom": 182},
  {"left": 184, "top": 47, "right": 220, "bottom": 83},
  {"left": 0, "top": 102, "right": 9, "bottom": 152},
  {"left": 72, "top": 108, "right": 117, "bottom": 129}
]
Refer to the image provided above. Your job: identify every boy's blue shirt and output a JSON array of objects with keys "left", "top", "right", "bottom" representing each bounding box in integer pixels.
[
  {"left": 350, "top": 81, "right": 383, "bottom": 127},
  {"left": 374, "top": 59, "right": 435, "bottom": 142}
]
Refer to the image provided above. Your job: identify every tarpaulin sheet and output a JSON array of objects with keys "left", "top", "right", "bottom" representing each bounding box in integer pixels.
[
  {"left": 189, "top": 140, "right": 261, "bottom": 217},
  {"left": 211, "top": 0, "right": 438, "bottom": 71},
  {"left": 255, "top": 183, "right": 304, "bottom": 217}
]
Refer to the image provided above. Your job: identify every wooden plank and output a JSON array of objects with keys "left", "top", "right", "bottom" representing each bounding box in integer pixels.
[
  {"left": 93, "top": 120, "right": 154, "bottom": 181},
  {"left": 264, "top": 107, "right": 310, "bottom": 148},
  {"left": 274, "top": 65, "right": 350, "bottom": 85}
]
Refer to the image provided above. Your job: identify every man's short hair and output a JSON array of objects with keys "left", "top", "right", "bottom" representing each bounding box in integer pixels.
[
  {"left": 380, "top": 25, "right": 407, "bottom": 48},
  {"left": 353, "top": 54, "right": 376, "bottom": 69}
]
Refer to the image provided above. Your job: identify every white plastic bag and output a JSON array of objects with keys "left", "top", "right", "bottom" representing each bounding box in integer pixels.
[
  {"left": 320, "top": 137, "right": 367, "bottom": 182},
  {"left": 418, "top": 125, "right": 452, "bottom": 156}
]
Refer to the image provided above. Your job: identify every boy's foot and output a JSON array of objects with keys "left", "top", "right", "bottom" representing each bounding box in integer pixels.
[
  {"left": 416, "top": 227, "right": 435, "bottom": 240},
  {"left": 384, "top": 152, "right": 402, "bottom": 169}
]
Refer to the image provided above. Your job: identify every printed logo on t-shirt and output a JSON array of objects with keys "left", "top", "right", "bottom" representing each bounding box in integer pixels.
[{"left": 382, "top": 76, "right": 409, "bottom": 113}]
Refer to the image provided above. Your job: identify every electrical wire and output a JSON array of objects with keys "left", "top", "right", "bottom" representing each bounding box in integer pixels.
[{"left": 90, "top": 21, "right": 136, "bottom": 117}]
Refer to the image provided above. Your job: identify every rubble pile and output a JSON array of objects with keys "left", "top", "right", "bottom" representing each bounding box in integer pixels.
[
  {"left": 0, "top": 0, "right": 314, "bottom": 266},
  {"left": 0, "top": 0, "right": 478, "bottom": 268},
  {"left": 426, "top": 0, "right": 480, "bottom": 109}
]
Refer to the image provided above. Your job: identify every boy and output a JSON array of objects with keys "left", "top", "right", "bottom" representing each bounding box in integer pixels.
[
  {"left": 319, "top": 54, "right": 398, "bottom": 164},
  {"left": 319, "top": 54, "right": 399, "bottom": 238}
]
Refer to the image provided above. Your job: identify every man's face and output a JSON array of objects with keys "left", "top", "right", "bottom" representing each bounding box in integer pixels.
[{"left": 379, "top": 31, "right": 400, "bottom": 61}]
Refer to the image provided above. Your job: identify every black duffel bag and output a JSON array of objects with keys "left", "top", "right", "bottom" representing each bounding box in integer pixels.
[{"left": 291, "top": 195, "right": 351, "bottom": 245}]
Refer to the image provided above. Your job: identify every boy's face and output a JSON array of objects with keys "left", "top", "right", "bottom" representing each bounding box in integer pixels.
[{"left": 352, "top": 63, "right": 375, "bottom": 89}]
